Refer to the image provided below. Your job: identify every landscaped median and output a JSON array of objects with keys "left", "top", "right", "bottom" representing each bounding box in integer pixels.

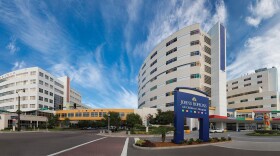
[
  {"left": 246, "top": 130, "right": 280, "bottom": 136},
  {"left": 133, "top": 137, "right": 232, "bottom": 150}
]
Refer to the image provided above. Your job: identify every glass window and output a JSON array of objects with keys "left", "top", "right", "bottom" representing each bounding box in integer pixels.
[
  {"left": 30, "top": 96, "right": 36, "bottom": 100},
  {"left": 39, "top": 80, "right": 43, "bottom": 85},
  {"left": 39, "top": 72, "right": 44, "bottom": 77},
  {"left": 83, "top": 112, "right": 89, "bottom": 117},
  {"left": 91, "top": 112, "right": 99, "bottom": 117},
  {"left": 30, "top": 71, "right": 36, "bottom": 75}
]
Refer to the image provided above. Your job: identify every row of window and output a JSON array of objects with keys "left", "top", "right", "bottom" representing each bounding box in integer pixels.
[
  {"left": 0, "top": 90, "right": 14, "bottom": 97},
  {"left": 150, "top": 96, "right": 157, "bottom": 101},
  {"left": 38, "top": 96, "right": 53, "bottom": 103},
  {"left": 150, "top": 59, "right": 157, "bottom": 67},
  {"left": 150, "top": 51, "right": 157, "bottom": 59},
  {"left": 230, "top": 75, "right": 263, "bottom": 85},
  {"left": 166, "top": 91, "right": 174, "bottom": 97},
  {"left": 166, "top": 37, "right": 177, "bottom": 47},
  {"left": 39, "top": 88, "right": 54, "bottom": 96},
  {"left": 59, "top": 112, "right": 126, "bottom": 118},
  {"left": 140, "top": 73, "right": 202, "bottom": 93},
  {"left": 228, "top": 95, "right": 277, "bottom": 104},
  {"left": 166, "top": 67, "right": 177, "bottom": 74},
  {"left": 150, "top": 68, "right": 157, "bottom": 75},
  {"left": 166, "top": 47, "right": 177, "bottom": 56},
  {"left": 166, "top": 57, "right": 177, "bottom": 65},
  {"left": 0, "top": 104, "right": 44, "bottom": 110},
  {"left": 230, "top": 81, "right": 263, "bottom": 90},
  {"left": 235, "top": 104, "right": 277, "bottom": 110},
  {"left": 39, "top": 72, "right": 54, "bottom": 82}
]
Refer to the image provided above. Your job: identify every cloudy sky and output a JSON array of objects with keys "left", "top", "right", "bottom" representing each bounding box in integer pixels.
[{"left": 0, "top": 0, "right": 279, "bottom": 108}]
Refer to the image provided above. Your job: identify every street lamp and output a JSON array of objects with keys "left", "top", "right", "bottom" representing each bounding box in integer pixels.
[
  {"left": 16, "top": 89, "right": 25, "bottom": 131},
  {"left": 108, "top": 113, "right": 110, "bottom": 132}
]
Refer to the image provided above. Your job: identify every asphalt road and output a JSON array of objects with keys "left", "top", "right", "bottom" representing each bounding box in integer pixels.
[
  {"left": 1, "top": 131, "right": 280, "bottom": 156},
  {"left": 0, "top": 131, "right": 105, "bottom": 156},
  {"left": 127, "top": 138, "right": 280, "bottom": 156}
]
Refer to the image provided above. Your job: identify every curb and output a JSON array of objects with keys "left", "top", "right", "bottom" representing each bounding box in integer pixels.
[
  {"left": 96, "top": 133, "right": 173, "bottom": 138},
  {"left": 133, "top": 141, "right": 231, "bottom": 150}
]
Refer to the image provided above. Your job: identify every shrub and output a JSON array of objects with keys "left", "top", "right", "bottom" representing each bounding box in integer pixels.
[
  {"left": 195, "top": 139, "right": 203, "bottom": 143},
  {"left": 187, "top": 138, "right": 194, "bottom": 145},
  {"left": 227, "top": 137, "right": 232, "bottom": 141},
  {"left": 135, "top": 139, "right": 155, "bottom": 147},
  {"left": 213, "top": 137, "right": 220, "bottom": 142},
  {"left": 135, "top": 139, "right": 145, "bottom": 146},
  {"left": 254, "top": 130, "right": 278, "bottom": 134},
  {"left": 221, "top": 137, "right": 227, "bottom": 141},
  {"left": 208, "top": 138, "right": 214, "bottom": 142}
]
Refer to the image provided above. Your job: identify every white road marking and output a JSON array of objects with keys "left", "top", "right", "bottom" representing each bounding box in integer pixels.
[
  {"left": 120, "top": 137, "right": 129, "bottom": 156},
  {"left": 47, "top": 137, "right": 107, "bottom": 156}
]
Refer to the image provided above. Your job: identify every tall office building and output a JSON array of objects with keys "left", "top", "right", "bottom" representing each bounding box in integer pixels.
[
  {"left": 227, "top": 67, "right": 279, "bottom": 111},
  {"left": 0, "top": 67, "right": 83, "bottom": 113},
  {"left": 137, "top": 22, "right": 227, "bottom": 129}
]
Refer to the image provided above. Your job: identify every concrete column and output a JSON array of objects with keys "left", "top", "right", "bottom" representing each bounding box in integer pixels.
[
  {"left": 236, "top": 122, "right": 239, "bottom": 131},
  {"left": 187, "top": 118, "right": 193, "bottom": 131}
]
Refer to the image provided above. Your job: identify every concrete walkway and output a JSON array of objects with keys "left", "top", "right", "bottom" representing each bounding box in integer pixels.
[{"left": 213, "top": 140, "right": 280, "bottom": 151}]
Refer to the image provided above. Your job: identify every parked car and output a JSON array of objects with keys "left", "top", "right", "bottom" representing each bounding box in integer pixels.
[{"left": 210, "top": 128, "right": 224, "bottom": 133}]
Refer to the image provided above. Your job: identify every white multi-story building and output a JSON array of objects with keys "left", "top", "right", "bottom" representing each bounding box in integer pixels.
[
  {"left": 0, "top": 67, "right": 83, "bottom": 112},
  {"left": 227, "top": 67, "right": 279, "bottom": 111},
  {"left": 137, "top": 23, "right": 227, "bottom": 129}
]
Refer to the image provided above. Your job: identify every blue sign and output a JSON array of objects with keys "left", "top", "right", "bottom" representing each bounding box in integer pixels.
[{"left": 173, "top": 87, "right": 209, "bottom": 144}]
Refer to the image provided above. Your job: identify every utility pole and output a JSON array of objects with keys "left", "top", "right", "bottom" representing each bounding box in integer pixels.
[
  {"left": 108, "top": 113, "right": 110, "bottom": 133},
  {"left": 16, "top": 89, "right": 25, "bottom": 132}
]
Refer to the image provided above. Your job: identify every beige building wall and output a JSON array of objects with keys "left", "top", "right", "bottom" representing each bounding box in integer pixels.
[
  {"left": 227, "top": 67, "right": 279, "bottom": 111},
  {"left": 138, "top": 23, "right": 212, "bottom": 111}
]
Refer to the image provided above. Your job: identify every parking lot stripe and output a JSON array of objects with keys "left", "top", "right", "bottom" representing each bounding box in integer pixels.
[
  {"left": 120, "top": 137, "right": 129, "bottom": 156},
  {"left": 47, "top": 137, "right": 107, "bottom": 156}
]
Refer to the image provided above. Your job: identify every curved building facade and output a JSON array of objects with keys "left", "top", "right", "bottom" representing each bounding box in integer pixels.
[{"left": 138, "top": 23, "right": 227, "bottom": 118}]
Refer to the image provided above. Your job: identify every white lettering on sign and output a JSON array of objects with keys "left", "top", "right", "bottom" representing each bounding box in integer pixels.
[{"left": 180, "top": 100, "right": 207, "bottom": 108}]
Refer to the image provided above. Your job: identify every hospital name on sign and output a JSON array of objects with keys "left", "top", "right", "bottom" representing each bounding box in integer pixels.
[{"left": 180, "top": 98, "right": 207, "bottom": 112}]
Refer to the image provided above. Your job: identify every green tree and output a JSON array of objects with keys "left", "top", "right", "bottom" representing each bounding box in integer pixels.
[
  {"left": 48, "top": 114, "right": 59, "bottom": 128},
  {"left": 94, "top": 119, "right": 106, "bottom": 128},
  {"left": 152, "top": 109, "right": 174, "bottom": 125},
  {"left": 62, "top": 118, "right": 70, "bottom": 128},
  {"left": 126, "top": 113, "right": 142, "bottom": 128},
  {"left": 77, "top": 120, "right": 93, "bottom": 128},
  {"left": 153, "top": 126, "right": 174, "bottom": 142},
  {"left": 103, "top": 112, "right": 121, "bottom": 128}
]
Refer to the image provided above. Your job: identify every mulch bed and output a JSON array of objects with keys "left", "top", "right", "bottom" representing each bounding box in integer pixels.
[{"left": 153, "top": 142, "right": 215, "bottom": 147}]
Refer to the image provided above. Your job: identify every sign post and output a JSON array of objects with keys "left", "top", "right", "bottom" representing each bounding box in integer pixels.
[{"left": 173, "top": 87, "right": 209, "bottom": 144}]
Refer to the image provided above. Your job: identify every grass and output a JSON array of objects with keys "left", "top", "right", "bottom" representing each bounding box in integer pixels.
[{"left": 246, "top": 133, "right": 280, "bottom": 136}]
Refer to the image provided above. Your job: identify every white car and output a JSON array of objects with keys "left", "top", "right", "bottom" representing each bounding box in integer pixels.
[{"left": 210, "top": 128, "right": 224, "bottom": 133}]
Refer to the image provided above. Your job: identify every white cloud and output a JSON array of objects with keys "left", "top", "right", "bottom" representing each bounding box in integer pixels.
[
  {"left": 227, "top": 21, "right": 280, "bottom": 80},
  {"left": 6, "top": 36, "right": 19, "bottom": 54},
  {"left": 245, "top": 0, "right": 280, "bottom": 27},
  {"left": 12, "top": 61, "right": 26, "bottom": 71},
  {"left": 130, "top": 0, "right": 228, "bottom": 58},
  {"left": 0, "top": 1, "right": 72, "bottom": 55}
]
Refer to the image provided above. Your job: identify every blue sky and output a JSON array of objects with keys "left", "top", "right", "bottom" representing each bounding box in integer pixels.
[{"left": 0, "top": 0, "right": 280, "bottom": 108}]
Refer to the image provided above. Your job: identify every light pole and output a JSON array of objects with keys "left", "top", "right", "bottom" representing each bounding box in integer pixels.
[
  {"left": 108, "top": 113, "right": 110, "bottom": 132},
  {"left": 16, "top": 89, "right": 25, "bottom": 132}
]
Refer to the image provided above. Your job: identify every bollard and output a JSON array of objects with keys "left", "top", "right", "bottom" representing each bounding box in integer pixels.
[{"left": 128, "top": 131, "right": 131, "bottom": 135}]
